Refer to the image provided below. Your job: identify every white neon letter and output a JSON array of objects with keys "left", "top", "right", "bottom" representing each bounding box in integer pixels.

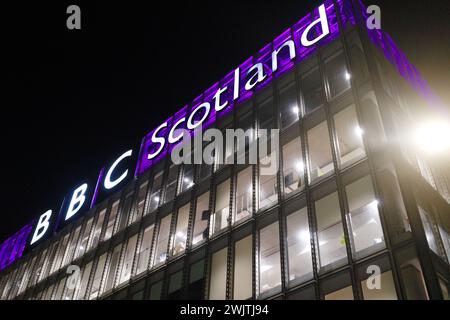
[
  {"left": 104, "top": 150, "right": 132, "bottom": 189},
  {"left": 168, "top": 117, "right": 186, "bottom": 144},
  {"left": 65, "top": 183, "right": 88, "bottom": 220},
  {"left": 244, "top": 63, "right": 267, "bottom": 91},
  {"left": 30, "top": 210, "right": 52, "bottom": 245},
  {"left": 272, "top": 40, "right": 296, "bottom": 72},
  {"left": 213, "top": 86, "right": 228, "bottom": 112},
  {"left": 148, "top": 122, "right": 168, "bottom": 160},
  {"left": 301, "top": 4, "right": 330, "bottom": 47},
  {"left": 187, "top": 102, "right": 211, "bottom": 130}
]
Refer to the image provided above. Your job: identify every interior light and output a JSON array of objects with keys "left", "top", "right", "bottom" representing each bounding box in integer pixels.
[
  {"left": 345, "top": 72, "right": 351, "bottom": 81},
  {"left": 292, "top": 106, "right": 300, "bottom": 114},
  {"left": 414, "top": 120, "right": 450, "bottom": 155},
  {"left": 296, "top": 161, "right": 304, "bottom": 172},
  {"left": 260, "top": 265, "right": 273, "bottom": 273},
  {"left": 354, "top": 126, "right": 364, "bottom": 138}
]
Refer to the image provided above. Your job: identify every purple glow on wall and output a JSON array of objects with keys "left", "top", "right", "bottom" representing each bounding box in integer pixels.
[{"left": 0, "top": 224, "right": 33, "bottom": 271}]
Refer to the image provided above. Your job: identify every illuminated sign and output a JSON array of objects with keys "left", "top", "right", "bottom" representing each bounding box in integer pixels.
[{"left": 0, "top": 0, "right": 437, "bottom": 272}]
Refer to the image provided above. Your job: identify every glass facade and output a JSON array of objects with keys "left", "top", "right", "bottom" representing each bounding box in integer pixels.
[{"left": 1, "top": 1, "right": 449, "bottom": 301}]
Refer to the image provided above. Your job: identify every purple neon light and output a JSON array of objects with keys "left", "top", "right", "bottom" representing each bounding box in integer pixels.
[{"left": 136, "top": 0, "right": 341, "bottom": 176}]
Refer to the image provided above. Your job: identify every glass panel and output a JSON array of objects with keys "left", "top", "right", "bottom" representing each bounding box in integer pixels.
[
  {"left": 117, "top": 192, "right": 133, "bottom": 232},
  {"left": 153, "top": 214, "right": 172, "bottom": 267},
  {"left": 235, "top": 167, "right": 253, "bottom": 223},
  {"left": 334, "top": 105, "right": 366, "bottom": 167},
  {"left": 258, "top": 97, "right": 274, "bottom": 138},
  {"left": 51, "top": 234, "right": 70, "bottom": 273},
  {"left": 346, "top": 175, "right": 385, "bottom": 256},
  {"left": 89, "top": 253, "right": 107, "bottom": 299},
  {"left": 286, "top": 207, "right": 313, "bottom": 283},
  {"left": 119, "top": 234, "right": 138, "bottom": 284},
  {"left": 302, "top": 67, "right": 324, "bottom": 114},
  {"left": 188, "top": 260, "right": 205, "bottom": 300},
  {"left": 192, "top": 192, "right": 209, "bottom": 246},
  {"left": 361, "top": 271, "right": 397, "bottom": 300},
  {"left": 259, "top": 152, "right": 278, "bottom": 210},
  {"left": 90, "top": 209, "right": 106, "bottom": 250},
  {"left": 279, "top": 81, "right": 299, "bottom": 130},
  {"left": 75, "top": 218, "right": 93, "bottom": 259},
  {"left": 149, "top": 281, "right": 163, "bottom": 300},
  {"left": 259, "top": 222, "right": 281, "bottom": 296},
  {"left": 104, "top": 200, "right": 120, "bottom": 241},
  {"left": 167, "top": 271, "right": 183, "bottom": 299},
  {"left": 148, "top": 171, "right": 163, "bottom": 213},
  {"left": 209, "top": 247, "right": 227, "bottom": 300},
  {"left": 325, "top": 51, "right": 351, "bottom": 98},
  {"left": 164, "top": 165, "right": 179, "bottom": 203},
  {"left": 136, "top": 225, "right": 154, "bottom": 275},
  {"left": 63, "top": 226, "right": 80, "bottom": 266},
  {"left": 418, "top": 207, "right": 441, "bottom": 256},
  {"left": 315, "top": 192, "right": 347, "bottom": 268},
  {"left": 180, "top": 164, "right": 195, "bottom": 193},
  {"left": 211, "top": 179, "right": 230, "bottom": 236},
  {"left": 233, "top": 235, "right": 253, "bottom": 300},
  {"left": 131, "top": 182, "right": 148, "bottom": 224},
  {"left": 282, "top": 136, "right": 304, "bottom": 195},
  {"left": 104, "top": 245, "right": 122, "bottom": 293},
  {"left": 307, "top": 121, "right": 334, "bottom": 182},
  {"left": 171, "top": 204, "right": 190, "bottom": 256}
]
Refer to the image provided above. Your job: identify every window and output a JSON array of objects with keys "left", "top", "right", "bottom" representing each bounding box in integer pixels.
[
  {"left": 75, "top": 218, "right": 93, "bottom": 259},
  {"left": 148, "top": 171, "right": 163, "bottom": 213},
  {"left": 119, "top": 234, "right": 138, "bottom": 284},
  {"left": 279, "top": 79, "right": 299, "bottom": 130},
  {"left": 237, "top": 112, "right": 254, "bottom": 152},
  {"left": 167, "top": 271, "right": 184, "bottom": 300},
  {"left": 89, "top": 253, "right": 107, "bottom": 299},
  {"left": 286, "top": 207, "right": 313, "bottom": 283},
  {"left": 54, "top": 278, "right": 66, "bottom": 300},
  {"left": 51, "top": 234, "right": 70, "bottom": 274},
  {"left": 71, "top": 263, "right": 92, "bottom": 300},
  {"left": 315, "top": 192, "right": 347, "bottom": 269},
  {"left": 307, "top": 121, "right": 334, "bottom": 182},
  {"left": 171, "top": 204, "right": 190, "bottom": 256},
  {"left": 211, "top": 179, "right": 230, "bottom": 236},
  {"left": 334, "top": 105, "right": 366, "bottom": 167},
  {"left": 302, "top": 67, "right": 324, "bottom": 114},
  {"left": 188, "top": 260, "right": 205, "bottom": 300},
  {"left": 233, "top": 235, "right": 253, "bottom": 300},
  {"left": 258, "top": 97, "right": 274, "bottom": 138},
  {"left": 282, "top": 136, "right": 304, "bottom": 195},
  {"left": 346, "top": 175, "right": 385, "bottom": 257},
  {"left": 258, "top": 222, "right": 281, "bottom": 296},
  {"left": 104, "top": 200, "right": 120, "bottom": 241},
  {"left": 325, "top": 51, "right": 351, "bottom": 98},
  {"left": 192, "top": 192, "right": 209, "bottom": 246},
  {"left": 132, "top": 182, "right": 148, "bottom": 224},
  {"left": 117, "top": 192, "right": 134, "bottom": 232},
  {"left": 259, "top": 152, "right": 278, "bottom": 210},
  {"left": 89, "top": 209, "right": 106, "bottom": 250},
  {"left": 418, "top": 207, "right": 442, "bottom": 257},
  {"left": 136, "top": 225, "right": 154, "bottom": 275},
  {"left": 209, "top": 247, "right": 228, "bottom": 300},
  {"left": 361, "top": 271, "right": 397, "bottom": 300},
  {"left": 104, "top": 245, "right": 122, "bottom": 293},
  {"left": 324, "top": 285, "right": 354, "bottom": 300},
  {"left": 180, "top": 164, "right": 195, "bottom": 193},
  {"left": 153, "top": 214, "right": 172, "bottom": 267},
  {"left": 149, "top": 281, "right": 163, "bottom": 300},
  {"left": 164, "top": 165, "right": 179, "bottom": 203},
  {"left": 63, "top": 226, "right": 80, "bottom": 266},
  {"left": 235, "top": 167, "right": 253, "bottom": 223}
]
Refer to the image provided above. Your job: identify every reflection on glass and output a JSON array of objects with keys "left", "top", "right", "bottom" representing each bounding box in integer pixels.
[
  {"left": 233, "top": 235, "right": 253, "bottom": 300},
  {"left": 180, "top": 164, "right": 195, "bottom": 193},
  {"left": 307, "top": 121, "right": 334, "bottom": 182},
  {"left": 90, "top": 209, "right": 106, "bottom": 250},
  {"left": 89, "top": 253, "right": 107, "bottom": 299},
  {"left": 315, "top": 192, "right": 347, "bottom": 268},
  {"left": 148, "top": 171, "right": 163, "bottom": 213},
  {"left": 259, "top": 152, "right": 278, "bottom": 209},
  {"left": 119, "top": 234, "right": 138, "bottom": 284},
  {"left": 164, "top": 165, "right": 179, "bottom": 203},
  {"left": 258, "top": 222, "right": 281, "bottom": 296},
  {"left": 171, "top": 204, "right": 189, "bottom": 256},
  {"left": 286, "top": 208, "right": 313, "bottom": 283},
  {"left": 209, "top": 248, "right": 228, "bottom": 300},
  {"left": 334, "top": 105, "right": 366, "bottom": 168},
  {"left": 325, "top": 51, "right": 351, "bottom": 97},
  {"left": 136, "top": 225, "right": 154, "bottom": 275},
  {"left": 279, "top": 82, "right": 299, "bottom": 130},
  {"left": 192, "top": 192, "right": 209, "bottom": 246},
  {"left": 153, "top": 214, "right": 172, "bottom": 267},
  {"left": 302, "top": 67, "right": 323, "bottom": 114}
]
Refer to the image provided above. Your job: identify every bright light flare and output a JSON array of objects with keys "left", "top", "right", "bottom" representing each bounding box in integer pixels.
[{"left": 414, "top": 120, "right": 450, "bottom": 155}]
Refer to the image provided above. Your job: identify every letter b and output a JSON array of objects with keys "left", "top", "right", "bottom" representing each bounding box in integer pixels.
[
  {"left": 30, "top": 210, "right": 52, "bottom": 245},
  {"left": 65, "top": 183, "right": 88, "bottom": 221}
]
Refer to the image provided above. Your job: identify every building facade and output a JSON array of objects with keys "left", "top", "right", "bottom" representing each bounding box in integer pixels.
[{"left": 0, "top": 0, "right": 449, "bottom": 300}]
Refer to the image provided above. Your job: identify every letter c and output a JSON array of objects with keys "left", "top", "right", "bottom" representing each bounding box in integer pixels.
[{"left": 104, "top": 150, "right": 132, "bottom": 189}]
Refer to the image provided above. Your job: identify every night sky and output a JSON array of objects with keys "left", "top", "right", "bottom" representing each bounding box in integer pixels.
[{"left": 2, "top": 0, "right": 449, "bottom": 242}]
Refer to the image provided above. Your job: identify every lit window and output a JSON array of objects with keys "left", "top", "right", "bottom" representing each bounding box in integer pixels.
[
  {"left": 334, "top": 105, "right": 366, "bottom": 168},
  {"left": 133, "top": 181, "right": 149, "bottom": 223},
  {"left": 136, "top": 225, "right": 154, "bottom": 275},
  {"left": 325, "top": 51, "right": 351, "bottom": 98},
  {"left": 279, "top": 80, "right": 299, "bottom": 130},
  {"left": 192, "top": 192, "right": 209, "bottom": 246},
  {"left": 180, "top": 164, "right": 195, "bottom": 193},
  {"left": 209, "top": 247, "right": 228, "bottom": 300},
  {"left": 286, "top": 207, "right": 313, "bottom": 283},
  {"left": 258, "top": 222, "right": 281, "bottom": 296},
  {"left": 89, "top": 209, "right": 106, "bottom": 250},
  {"left": 235, "top": 167, "right": 253, "bottom": 223},
  {"left": 233, "top": 235, "right": 253, "bottom": 300},
  {"left": 171, "top": 204, "right": 190, "bottom": 256},
  {"left": 211, "top": 179, "right": 230, "bottom": 236},
  {"left": 148, "top": 171, "right": 163, "bottom": 213},
  {"left": 89, "top": 253, "right": 107, "bottom": 299},
  {"left": 259, "top": 152, "right": 278, "bottom": 210},
  {"left": 117, "top": 192, "right": 133, "bottom": 232},
  {"left": 153, "top": 214, "right": 172, "bottom": 267},
  {"left": 282, "top": 136, "right": 305, "bottom": 195},
  {"left": 104, "top": 200, "right": 120, "bottom": 241},
  {"left": 104, "top": 244, "right": 122, "bottom": 293},
  {"left": 75, "top": 218, "right": 93, "bottom": 258},
  {"left": 315, "top": 192, "right": 347, "bottom": 269},
  {"left": 164, "top": 165, "right": 179, "bottom": 203},
  {"left": 307, "top": 121, "right": 334, "bottom": 182},
  {"left": 118, "top": 234, "right": 138, "bottom": 284}
]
